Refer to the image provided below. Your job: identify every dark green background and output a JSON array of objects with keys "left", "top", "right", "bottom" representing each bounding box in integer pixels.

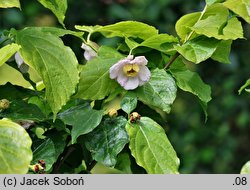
[{"left": 1, "top": 0, "right": 250, "bottom": 173}]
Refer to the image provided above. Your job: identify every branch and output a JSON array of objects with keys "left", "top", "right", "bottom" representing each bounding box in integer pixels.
[
  {"left": 51, "top": 136, "right": 74, "bottom": 174},
  {"left": 164, "top": 52, "right": 180, "bottom": 69}
]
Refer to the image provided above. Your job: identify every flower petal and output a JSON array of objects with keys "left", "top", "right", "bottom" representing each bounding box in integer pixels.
[
  {"left": 130, "top": 56, "right": 148, "bottom": 66},
  {"left": 127, "top": 55, "right": 134, "bottom": 60},
  {"left": 15, "top": 52, "right": 24, "bottom": 68},
  {"left": 110, "top": 63, "right": 123, "bottom": 79},
  {"left": 84, "top": 51, "right": 97, "bottom": 61},
  {"left": 81, "top": 43, "right": 87, "bottom": 49},
  {"left": 117, "top": 72, "right": 128, "bottom": 87},
  {"left": 118, "top": 56, "right": 134, "bottom": 65},
  {"left": 123, "top": 77, "right": 140, "bottom": 90},
  {"left": 138, "top": 65, "right": 151, "bottom": 82},
  {"left": 81, "top": 43, "right": 97, "bottom": 61}
]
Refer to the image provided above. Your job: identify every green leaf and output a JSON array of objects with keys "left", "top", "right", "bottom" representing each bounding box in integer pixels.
[
  {"left": 176, "top": 3, "right": 244, "bottom": 41},
  {"left": 0, "top": 119, "right": 32, "bottom": 174},
  {"left": 16, "top": 27, "right": 79, "bottom": 116},
  {"left": 125, "top": 38, "right": 139, "bottom": 50},
  {"left": 0, "top": 100, "right": 46, "bottom": 122},
  {"left": 121, "top": 92, "right": 137, "bottom": 114},
  {"left": 77, "top": 22, "right": 158, "bottom": 42},
  {"left": 126, "top": 117, "right": 180, "bottom": 174},
  {"left": 224, "top": 0, "right": 250, "bottom": 24},
  {"left": 170, "top": 60, "right": 212, "bottom": 104},
  {"left": 206, "top": 0, "right": 223, "bottom": 5},
  {"left": 240, "top": 161, "right": 250, "bottom": 174},
  {"left": 37, "top": 0, "right": 67, "bottom": 27},
  {"left": 174, "top": 36, "right": 220, "bottom": 64},
  {"left": 170, "top": 60, "right": 211, "bottom": 120},
  {"left": 58, "top": 104, "right": 103, "bottom": 144},
  {"left": 90, "top": 163, "right": 123, "bottom": 174},
  {"left": 0, "top": 43, "right": 20, "bottom": 67},
  {"left": 75, "top": 46, "right": 124, "bottom": 100},
  {"left": 211, "top": 40, "right": 232, "bottom": 64},
  {"left": 199, "top": 100, "right": 209, "bottom": 122},
  {"left": 0, "top": 83, "right": 37, "bottom": 101},
  {"left": 0, "top": 64, "right": 31, "bottom": 88},
  {"left": 85, "top": 117, "right": 129, "bottom": 167},
  {"left": 0, "top": 0, "right": 20, "bottom": 8},
  {"left": 31, "top": 27, "right": 84, "bottom": 39},
  {"left": 95, "top": 21, "right": 158, "bottom": 40},
  {"left": 193, "top": 17, "right": 244, "bottom": 40},
  {"left": 170, "top": 59, "right": 212, "bottom": 122},
  {"left": 175, "top": 12, "right": 201, "bottom": 41},
  {"left": 136, "top": 69, "right": 177, "bottom": 114},
  {"left": 136, "top": 34, "right": 179, "bottom": 53},
  {"left": 102, "top": 93, "right": 123, "bottom": 115},
  {"left": 75, "top": 25, "right": 102, "bottom": 34},
  {"left": 115, "top": 152, "right": 132, "bottom": 173},
  {"left": 28, "top": 96, "right": 52, "bottom": 117},
  {"left": 192, "top": 4, "right": 244, "bottom": 40},
  {"left": 239, "top": 79, "right": 250, "bottom": 94},
  {"left": 32, "top": 131, "right": 67, "bottom": 171}
]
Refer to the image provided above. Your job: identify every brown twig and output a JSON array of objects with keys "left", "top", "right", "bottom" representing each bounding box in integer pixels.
[
  {"left": 164, "top": 52, "right": 180, "bottom": 69},
  {"left": 51, "top": 136, "right": 74, "bottom": 174},
  {"left": 52, "top": 145, "right": 76, "bottom": 173}
]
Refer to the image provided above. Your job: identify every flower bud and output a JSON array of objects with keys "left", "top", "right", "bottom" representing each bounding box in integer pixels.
[
  {"left": 129, "top": 112, "right": 141, "bottom": 123},
  {"left": 14, "top": 52, "right": 29, "bottom": 73},
  {"left": 29, "top": 159, "right": 46, "bottom": 173},
  {"left": 0, "top": 99, "right": 10, "bottom": 110},
  {"left": 81, "top": 42, "right": 98, "bottom": 61},
  {"left": 108, "top": 108, "right": 118, "bottom": 117},
  {"left": 29, "top": 164, "right": 44, "bottom": 173},
  {"left": 38, "top": 160, "right": 46, "bottom": 169}
]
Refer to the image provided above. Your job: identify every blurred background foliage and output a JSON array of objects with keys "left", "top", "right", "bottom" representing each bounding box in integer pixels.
[{"left": 1, "top": 0, "right": 250, "bottom": 173}]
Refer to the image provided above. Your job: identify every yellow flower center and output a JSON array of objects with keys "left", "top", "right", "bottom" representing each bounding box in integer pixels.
[{"left": 123, "top": 64, "right": 140, "bottom": 77}]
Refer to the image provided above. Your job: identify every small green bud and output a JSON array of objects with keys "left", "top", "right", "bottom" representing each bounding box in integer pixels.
[{"left": 0, "top": 99, "right": 10, "bottom": 110}]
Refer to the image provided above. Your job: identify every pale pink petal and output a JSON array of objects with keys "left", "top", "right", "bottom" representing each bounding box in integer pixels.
[
  {"left": 127, "top": 55, "right": 134, "bottom": 60},
  {"left": 130, "top": 56, "right": 148, "bottom": 66},
  {"left": 109, "top": 63, "right": 123, "bottom": 79},
  {"left": 117, "top": 72, "right": 128, "bottom": 87},
  {"left": 123, "top": 77, "right": 140, "bottom": 90},
  {"left": 84, "top": 51, "right": 97, "bottom": 61},
  {"left": 119, "top": 55, "right": 134, "bottom": 65},
  {"left": 14, "top": 52, "right": 29, "bottom": 73},
  {"left": 81, "top": 43, "right": 97, "bottom": 61},
  {"left": 117, "top": 56, "right": 134, "bottom": 65},
  {"left": 81, "top": 43, "right": 91, "bottom": 51},
  {"left": 138, "top": 65, "right": 151, "bottom": 82},
  {"left": 15, "top": 52, "right": 24, "bottom": 68}
]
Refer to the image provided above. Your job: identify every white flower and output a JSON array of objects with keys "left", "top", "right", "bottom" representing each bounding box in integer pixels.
[
  {"left": 81, "top": 43, "right": 97, "bottom": 61},
  {"left": 15, "top": 52, "right": 24, "bottom": 67},
  {"left": 109, "top": 55, "right": 151, "bottom": 90},
  {"left": 14, "top": 52, "right": 29, "bottom": 73}
]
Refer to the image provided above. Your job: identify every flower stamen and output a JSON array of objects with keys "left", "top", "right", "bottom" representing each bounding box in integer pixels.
[{"left": 123, "top": 64, "right": 140, "bottom": 77}]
